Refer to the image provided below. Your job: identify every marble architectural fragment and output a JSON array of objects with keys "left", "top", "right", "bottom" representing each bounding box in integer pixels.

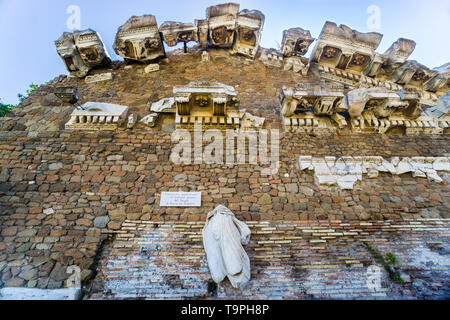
[
  {"left": 259, "top": 48, "right": 284, "bottom": 68},
  {"left": 127, "top": 114, "right": 138, "bottom": 129},
  {"left": 159, "top": 22, "right": 198, "bottom": 47},
  {"left": 203, "top": 205, "right": 251, "bottom": 289},
  {"left": 206, "top": 3, "right": 240, "bottom": 48},
  {"left": 393, "top": 60, "right": 435, "bottom": 87},
  {"left": 232, "top": 9, "right": 265, "bottom": 58},
  {"left": 310, "top": 22, "right": 383, "bottom": 75},
  {"left": 114, "top": 15, "right": 165, "bottom": 62},
  {"left": 376, "top": 38, "right": 416, "bottom": 78},
  {"left": 299, "top": 156, "right": 450, "bottom": 190},
  {"left": 144, "top": 64, "right": 160, "bottom": 73},
  {"left": 281, "top": 28, "right": 314, "bottom": 57},
  {"left": 283, "top": 56, "right": 308, "bottom": 76},
  {"left": 150, "top": 97, "right": 176, "bottom": 114},
  {"left": 280, "top": 84, "right": 346, "bottom": 133},
  {"left": 343, "top": 86, "right": 426, "bottom": 133},
  {"left": 55, "top": 29, "right": 110, "bottom": 78},
  {"left": 54, "top": 87, "right": 79, "bottom": 104},
  {"left": 65, "top": 102, "right": 128, "bottom": 131},
  {"left": 173, "top": 81, "right": 240, "bottom": 128},
  {"left": 85, "top": 72, "right": 114, "bottom": 84},
  {"left": 424, "top": 63, "right": 450, "bottom": 92}
]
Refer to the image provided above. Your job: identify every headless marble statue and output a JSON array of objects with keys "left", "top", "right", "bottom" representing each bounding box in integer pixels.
[{"left": 202, "top": 205, "right": 251, "bottom": 289}]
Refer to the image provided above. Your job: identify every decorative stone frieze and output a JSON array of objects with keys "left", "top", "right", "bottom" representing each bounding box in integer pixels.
[
  {"left": 281, "top": 28, "right": 314, "bottom": 57},
  {"left": 139, "top": 113, "right": 158, "bottom": 127},
  {"left": 299, "top": 156, "right": 450, "bottom": 190},
  {"left": 283, "top": 56, "right": 308, "bottom": 76},
  {"left": 55, "top": 29, "right": 110, "bottom": 78},
  {"left": 310, "top": 22, "right": 383, "bottom": 75},
  {"left": 65, "top": 102, "right": 129, "bottom": 131},
  {"left": 203, "top": 205, "right": 251, "bottom": 289},
  {"left": 114, "top": 15, "right": 165, "bottom": 63},
  {"left": 393, "top": 60, "right": 435, "bottom": 87},
  {"left": 280, "top": 84, "right": 346, "bottom": 117},
  {"left": 159, "top": 22, "right": 198, "bottom": 47},
  {"left": 232, "top": 9, "right": 265, "bottom": 58},
  {"left": 173, "top": 81, "right": 240, "bottom": 128},
  {"left": 280, "top": 84, "right": 346, "bottom": 133},
  {"left": 206, "top": 3, "right": 240, "bottom": 48},
  {"left": 144, "top": 64, "right": 160, "bottom": 74},
  {"left": 259, "top": 48, "right": 284, "bottom": 68}
]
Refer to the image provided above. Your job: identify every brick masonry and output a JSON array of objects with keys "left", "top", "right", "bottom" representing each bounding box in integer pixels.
[{"left": 0, "top": 49, "right": 449, "bottom": 299}]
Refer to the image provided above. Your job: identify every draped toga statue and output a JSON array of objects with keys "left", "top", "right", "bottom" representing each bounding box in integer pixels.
[{"left": 202, "top": 205, "right": 251, "bottom": 289}]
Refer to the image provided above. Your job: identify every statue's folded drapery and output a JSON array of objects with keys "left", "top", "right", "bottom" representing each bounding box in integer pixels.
[{"left": 202, "top": 205, "right": 251, "bottom": 289}]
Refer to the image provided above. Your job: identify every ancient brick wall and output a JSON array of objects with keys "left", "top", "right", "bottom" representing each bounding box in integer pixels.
[
  {"left": 0, "top": 50, "right": 449, "bottom": 299},
  {"left": 0, "top": 129, "right": 449, "bottom": 296}
]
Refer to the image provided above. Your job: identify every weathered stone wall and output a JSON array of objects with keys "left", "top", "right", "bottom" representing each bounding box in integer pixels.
[
  {"left": 0, "top": 129, "right": 449, "bottom": 295},
  {"left": 0, "top": 49, "right": 449, "bottom": 299}
]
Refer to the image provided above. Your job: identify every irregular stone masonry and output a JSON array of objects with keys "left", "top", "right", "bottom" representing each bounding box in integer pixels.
[
  {"left": 0, "top": 129, "right": 449, "bottom": 295},
  {"left": 88, "top": 218, "right": 450, "bottom": 299},
  {"left": 2, "top": 4, "right": 449, "bottom": 298},
  {"left": 299, "top": 156, "right": 450, "bottom": 190}
]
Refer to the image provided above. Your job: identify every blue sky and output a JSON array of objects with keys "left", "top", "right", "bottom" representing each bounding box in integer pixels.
[{"left": 1, "top": 0, "right": 449, "bottom": 104}]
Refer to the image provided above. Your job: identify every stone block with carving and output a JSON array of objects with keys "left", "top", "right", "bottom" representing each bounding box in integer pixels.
[
  {"left": 159, "top": 22, "right": 198, "bottom": 47},
  {"left": 55, "top": 29, "right": 110, "bottom": 78},
  {"left": 65, "top": 102, "right": 128, "bottom": 131},
  {"left": 232, "top": 9, "right": 265, "bottom": 59},
  {"left": 150, "top": 97, "right": 176, "bottom": 114},
  {"left": 341, "top": 87, "right": 437, "bottom": 133},
  {"left": 299, "top": 156, "right": 450, "bottom": 190},
  {"left": 259, "top": 48, "right": 284, "bottom": 68},
  {"left": 173, "top": 81, "right": 240, "bottom": 128},
  {"left": 203, "top": 205, "right": 251, "bottom": 289},
  {"left": 281, "top": 28, "right": 314, "bottom": 57},
  {"left": 379, "top": 38, "right": 416, "bottom": 77},
  {"left": 206, "top": 3, "right": 240, "bottom": 48},
  {"left": 114, "top": 15, "right": 165, "bottom": 63},
  {"left": 393, "top": 60, "right": 436, "bottom": 87},
  {"left": 279, "top": 84, "right": 346, "bottom": 133},
  {"left": 310, "top": 22, "right": 383, "bottom": 75},
  {"left": 85, "top": 72, "right": 114, "bottom": 84}
]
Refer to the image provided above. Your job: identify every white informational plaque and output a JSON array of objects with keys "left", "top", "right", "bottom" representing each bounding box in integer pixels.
[{"left": 160, "top": 192, "right": 202, "bottom": 207}]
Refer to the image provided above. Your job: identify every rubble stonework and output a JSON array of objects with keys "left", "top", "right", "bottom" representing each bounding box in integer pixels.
[{"left": 1, "top": 2, "right": 450, "bottom": 300}]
